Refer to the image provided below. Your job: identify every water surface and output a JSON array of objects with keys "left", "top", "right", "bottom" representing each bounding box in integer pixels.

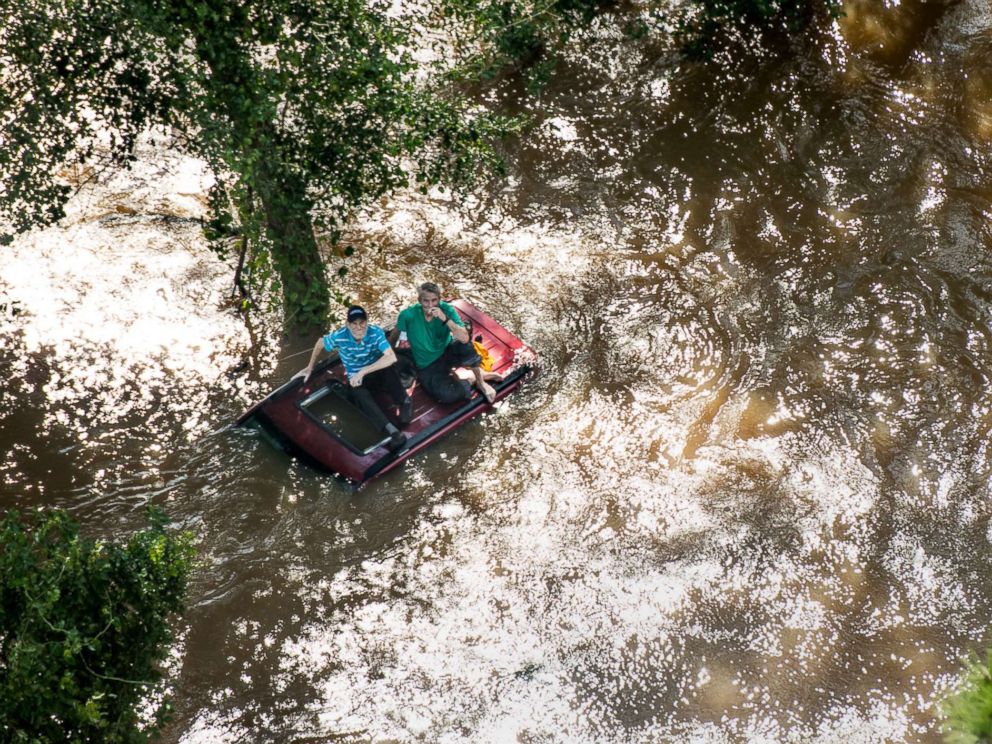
[{"left": 2, "top": 1, "right": 992, "bottom": 741}]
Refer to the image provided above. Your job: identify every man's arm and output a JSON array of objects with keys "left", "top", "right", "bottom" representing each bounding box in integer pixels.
[
  {"left": 350, "top": 346, "right": 398, "bottom": 386},
  {"left": 301, "top": 337, "right": 327, "bottom": 382},
  {"left": 442, "top": 309, "right": 469, "bottom": 344},
  {"left": 396, "top": 311, "right": 410, "bottom": 349},
  {"left": 447, "top": 319, "right": 469, "bottom": 344},
  {"left": 427, "top": 304, "right": 469, "bottom": 343}
]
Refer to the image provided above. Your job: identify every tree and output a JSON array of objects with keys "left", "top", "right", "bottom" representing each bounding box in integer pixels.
[
  {"left": 433, "top": 0, "right": 839, "bottom": 82},
  {"left": 0, "top": 507, "right": 195, "bottom": 742},
  {"left": 0, "top": 0, "right": 510, "bottom": 326},
  {"left": 646, "top": 0, "right": 842, "bottom": 57},
  {"left": 435, "top": 0, "right": 613, "bottom": 89},
  {"left": 0, "top": 0, "right": 841, "bottom": 328},
  {"left": 942, "top": 650, "right": 992, "bottom": 744}
]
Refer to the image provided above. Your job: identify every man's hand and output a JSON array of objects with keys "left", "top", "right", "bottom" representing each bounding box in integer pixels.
[
  {"left": 429, "top": 306, "right": 446, "bottom": 321},
  {"left": 349, "top": 371, "right": 364, "bottom": 387},
  {"left": 397, "top": 339, "right": 411, "bottom": 350},
  {"left": 299, "top": 366, "right": 313, "bottom": 382}
]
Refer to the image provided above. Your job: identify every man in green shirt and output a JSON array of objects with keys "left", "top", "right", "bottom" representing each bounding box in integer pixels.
[{"left": 396, "top": 282, "right": 501, "bottom": 404}]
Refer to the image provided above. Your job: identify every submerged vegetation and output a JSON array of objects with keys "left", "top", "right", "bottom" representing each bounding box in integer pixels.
[{"left": 0, "top": 508, "right": 195, "bottom": 742}]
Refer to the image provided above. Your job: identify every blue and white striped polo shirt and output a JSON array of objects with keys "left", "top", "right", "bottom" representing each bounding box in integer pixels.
[{"left": 322, "top": 325, "right": 391, "bottom": 378}]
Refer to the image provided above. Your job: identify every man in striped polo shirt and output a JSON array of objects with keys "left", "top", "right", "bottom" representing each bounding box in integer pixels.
[{"left": 303, "top": 305, "right": 412, "bottom": 450}]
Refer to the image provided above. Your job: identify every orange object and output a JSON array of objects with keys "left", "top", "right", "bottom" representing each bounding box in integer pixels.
[{"left": 473, "top": 340, "right": 494, "bottom": 371}]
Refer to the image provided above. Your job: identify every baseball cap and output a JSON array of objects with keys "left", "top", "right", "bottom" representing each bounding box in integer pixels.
[{"left": 346, "top": 305, "right": 368, "bottom": 322}]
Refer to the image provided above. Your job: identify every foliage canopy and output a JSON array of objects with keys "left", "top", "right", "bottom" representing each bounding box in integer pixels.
[
  {"left": 647, "top": 0, "right": 841, "bottom": 56},
  {"left": 0, "top": 507, "right": 195, "bottom": 743},
  {"left": 943, "top": 650, "right": 992, "bottom": 744},
  {"left": 0, "top": 0, "right": 838, "bottom": 325},
  {"left": 436, "top": 0, "right": 612, "bottom": 89},
  {"left": 0, "top": 0, "right": 511, "bottom": 325}
]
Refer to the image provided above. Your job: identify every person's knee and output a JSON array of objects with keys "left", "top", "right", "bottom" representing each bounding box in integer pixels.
[
  {"left": 350, "top": 387, "right": 381, "bottom": 414},
  {"left": 430, "top": 379, "right": 471, "bottom": 404},
  {"left": 448, "top": 341, "right": 482, "bottom": 368},
  {"left": 350, "top": 387, "right": 374, "bottom": 404}
]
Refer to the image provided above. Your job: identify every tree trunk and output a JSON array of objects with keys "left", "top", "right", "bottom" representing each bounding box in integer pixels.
[
  {"left": 254, "top": 169, "right": 330, "bottom": 328},
  {"left": 185, "top": 14, "right": 331, "bottom": 328}
]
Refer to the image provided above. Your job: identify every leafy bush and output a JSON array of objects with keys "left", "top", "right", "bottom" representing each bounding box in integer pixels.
[
  {"left": 438, "top": 0, "right": 613, "bottom": 88},
  {"left": 943, "top": 650, "right": 992, "bottom": 744},
  {"left": 0, "top": 508, "right": 195, "bottom": 743}
]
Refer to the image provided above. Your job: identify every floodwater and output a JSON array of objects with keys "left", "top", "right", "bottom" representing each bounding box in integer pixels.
[{"left": 2, "top": 0, "right": 992, "bottom": 741}]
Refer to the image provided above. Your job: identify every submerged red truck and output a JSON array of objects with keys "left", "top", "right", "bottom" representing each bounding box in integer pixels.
[{"left": 238, "top": 300, "right": 536, "bottom": 485}]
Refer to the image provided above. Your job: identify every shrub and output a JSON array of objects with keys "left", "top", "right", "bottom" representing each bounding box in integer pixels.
[{"left": 0, "top": 507, "right": 195, "bottom": 743}]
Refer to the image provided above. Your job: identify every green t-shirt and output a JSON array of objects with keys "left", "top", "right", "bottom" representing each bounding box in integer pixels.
[{"left": 397, "top": 301, "right": 465, "bottom": 369}]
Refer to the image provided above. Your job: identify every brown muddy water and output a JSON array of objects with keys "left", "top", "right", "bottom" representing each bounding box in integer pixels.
[{"left": 2, "top": 1, "right": 992, "bottom": 741}]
